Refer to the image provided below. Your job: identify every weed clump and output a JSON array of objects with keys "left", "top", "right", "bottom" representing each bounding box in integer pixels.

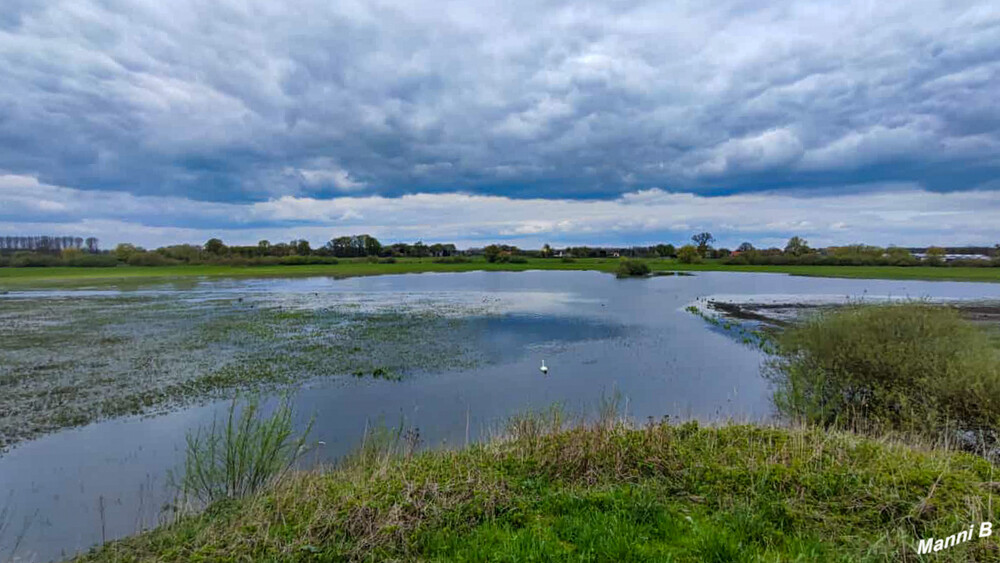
[
  {"left": 615, "top": 259, "right": 651, "bottom": 278},
  {"left": 175, "top": 396, "right": 313, "bottom": 504},
  {"left": 768, "top": 302, "right": 1000, "bottom": 443}
]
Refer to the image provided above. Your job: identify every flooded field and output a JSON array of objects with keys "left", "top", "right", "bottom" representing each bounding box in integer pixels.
[{"left": 3, "top": 270, "right": 1000, "bottom": 561}]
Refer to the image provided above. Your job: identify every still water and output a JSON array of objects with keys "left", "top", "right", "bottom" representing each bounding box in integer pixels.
[{"left": 3, "top": 270, "right": 1000, "bottom": 561}]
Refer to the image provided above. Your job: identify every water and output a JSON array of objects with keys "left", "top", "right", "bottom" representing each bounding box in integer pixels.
[{"left": 3, "top": 270, "right": 1000, "bottom": 561}]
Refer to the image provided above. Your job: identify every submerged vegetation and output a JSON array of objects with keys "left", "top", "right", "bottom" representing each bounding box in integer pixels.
[
  {"left": 81, "top": 414, "right": 1000, "bottom": 562},
  {"left": 768, "top": 302, "right": 1000, "bottom": 445}
]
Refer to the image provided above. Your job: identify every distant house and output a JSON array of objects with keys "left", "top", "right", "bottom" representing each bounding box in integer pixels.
[{"left": 912, "top": 253, "right": 991, "bottom": 262}]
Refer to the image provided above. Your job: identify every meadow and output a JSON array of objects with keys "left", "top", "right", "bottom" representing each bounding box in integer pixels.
[{"left": 2, "top": 256, "right": 1000, "bottom": 288}]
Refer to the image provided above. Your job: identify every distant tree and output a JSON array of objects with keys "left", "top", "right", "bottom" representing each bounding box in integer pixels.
[
  {"left": 294, "top": 239, "right": 311, "bottom": 255},
  {"left": 691, "top": 232, "right": 715, "bottom": 256},
  {"left": 361, "top": 235, "right": 382, "bottom": 257},
  {"left": 886, "top": 246, "right": 911, "bottom": 259},
  {"left": 323, "top": 234, "right": 382, "bottom": 257},
  {"left": 412, "top": 240, "right": 429, "bottom": 257},
  {"left": 925, "top": 246, "right": 946, "bottom": 265},
  {"left": 61, "top": 248, "right": 84, "bottom": 261},
  {"left": 326, "top": 236, "right": 352, "bottom": 257},
  {"left": 541, "top": 244, "right": 553, "bottom": 258},
  {"left": 85, "top": 237, "right": 99, "bottom": 253},
  {"left": 784, "top": 236, "right": 811, "bottom": 256},
  {"left": 158, "top": 244, "right": 203, "bottom": 262},
  {"left": 677, "top": 244, "right": 702, "bottom": 264},
  {"left": 114, "top": 243, "right": 141, "bottom": 261},
  {"left": 205, "top": 238, "right": 226, "bottom": 255},
  {"left": 257, "top": 240, "right": 272, "bottom": 256},
  {"left": 737, "top": 242, "right": 755, "bottom": 253},
  {"left": 483, "top": 244, "right": 502, "bottom": 263},
  {"left": 654, "top": 244, "right": 676, "bottom": 258}
]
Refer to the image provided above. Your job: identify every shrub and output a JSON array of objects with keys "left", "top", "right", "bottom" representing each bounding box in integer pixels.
[
  {"left": 433, "top": 256, "right": 470, "bottom": 264},
  {"left": 560, "top": 256, "right": 576, "bottom": 263},
  {"left": 10, "top": 252, "right": 62, "bottom": 267},
  {"left": 677, "top": 245, "right": 701, "bottom": 264},
  {"left": 615, "top": 259, "right": 651, "bottom": 278},
  {"left": 176, "top": 396, "right": 312, "bottom": 504},
  {"left": 126, "top": 252, "right": 179, "bottom": 266},
  {"left": 276, "top": 255, "right": 338, "bottom": 265},
  {"left": 767, "top": 302, "right": 1000, "bottom": 443},
  {"left": 63, "top": 254, "right": 119, "bottom": 267},
  {"left": 379, "top": 257, "right": 396, "bottom": 264}
]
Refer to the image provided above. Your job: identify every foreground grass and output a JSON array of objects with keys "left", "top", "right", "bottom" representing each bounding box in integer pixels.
[
  {"left": 2, "top": 257, "right": 1000, "bottom": 287},
  {"left": 80, "top": 421, "right": 999, "bottom": 562}
]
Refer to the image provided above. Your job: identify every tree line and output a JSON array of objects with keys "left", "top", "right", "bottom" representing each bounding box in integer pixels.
[
  {"left": 1, "top": 231, "right": 997, "bottom": 269},
  {"left": 0, "top": 235, "right": 99, "bottom": 253}
]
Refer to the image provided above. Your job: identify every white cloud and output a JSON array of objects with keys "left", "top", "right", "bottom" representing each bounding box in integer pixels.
[{"left": 1, "top": 174, "right": 997, "bottom": 249}]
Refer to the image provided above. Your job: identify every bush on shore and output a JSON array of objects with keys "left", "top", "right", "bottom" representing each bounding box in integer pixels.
[{"left": 768, "top": 302, "right": 1000, "bottom": 443}]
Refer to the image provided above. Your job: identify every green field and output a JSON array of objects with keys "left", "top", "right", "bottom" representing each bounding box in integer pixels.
[
  {"left": 79, "top": 420, "right": 999, "bottom": 562},
  {"left": 2, "top": 257, "right": 1000, "bottom": 287}
]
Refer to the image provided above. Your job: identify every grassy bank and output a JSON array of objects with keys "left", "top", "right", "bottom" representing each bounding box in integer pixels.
[
  {"left": 3, "top": 257, "right": 1000, "bottom": 287},
  {"left": 80, "top": 419, "right": 999, "bottom": 562}
]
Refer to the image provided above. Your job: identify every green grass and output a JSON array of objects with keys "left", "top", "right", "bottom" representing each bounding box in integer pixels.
[
  {"left": 2, "top": 257, "right": 1000, "bottom": 287},
  {"left": 78, "top": 419, "right": 1000, "bottom": 562}
]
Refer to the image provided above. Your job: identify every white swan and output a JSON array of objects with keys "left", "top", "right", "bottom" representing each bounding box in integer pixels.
[{"left": 540, "top": 360, "right": 548, "bottom": 374}]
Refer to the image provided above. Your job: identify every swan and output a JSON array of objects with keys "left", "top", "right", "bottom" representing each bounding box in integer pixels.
[{"left": 540, "top": 360, "right": 548, "bottom": 374}]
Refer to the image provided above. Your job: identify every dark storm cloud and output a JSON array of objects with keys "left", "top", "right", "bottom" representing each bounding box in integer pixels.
[
  {"left": 0, "top": 0, "right": 999, "bottom": 251},
  {"left": 0, "top": 0, "right": 997, "bottom": 203}
]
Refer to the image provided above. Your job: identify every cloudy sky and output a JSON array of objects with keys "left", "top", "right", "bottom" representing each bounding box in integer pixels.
[{"left": 1, "top": 0, "right": 998, "bottom": 249}]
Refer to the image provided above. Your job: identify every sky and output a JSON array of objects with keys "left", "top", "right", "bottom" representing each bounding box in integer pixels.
[{"left": 0, "top": 0, "right": 998, "bottom": 250}]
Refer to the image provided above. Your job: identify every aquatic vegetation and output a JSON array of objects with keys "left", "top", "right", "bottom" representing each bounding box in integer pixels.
[
  {"left": 175, "top": 396, "right": 312, "bottom": 504},
  {"left": 685, "top": 304, "right": 776, "bottom": 353},
  {"left": 0, "top": 294, "right": 483, "bottom": 449}
]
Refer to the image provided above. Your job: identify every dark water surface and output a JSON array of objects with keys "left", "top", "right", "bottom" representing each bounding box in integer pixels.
[{"left": 3, "top": 270, "right": 1000, "bottom": 561}]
